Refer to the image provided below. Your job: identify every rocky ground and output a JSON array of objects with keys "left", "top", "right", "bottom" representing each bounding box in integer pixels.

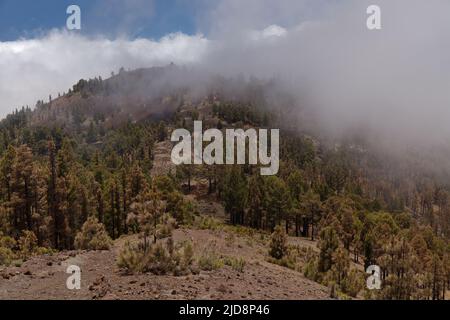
[{"left": 0, "top": 227, "right": 330, "bottom": 300}]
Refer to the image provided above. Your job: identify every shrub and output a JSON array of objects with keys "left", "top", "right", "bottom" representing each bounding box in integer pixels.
[
  {"left": 143, "top": 240, "right": 175, "bottom": 275},
  {"left": 166, "top": 191, "right": 195, "bottom": 225},
  {"left": 197, "top": 242, "right": 223, "bottom": 271},
  {"left": 223, "top": 256, "right": 246, "bottom": 273},
  {"left": 156, "top": 214, "right": 177, "bottom": 240},
  {"left": 13, "top": 259, "right": 23, "bottom": 267},
  {"left": 0, "top": 231, "right": 52, "bottom": 265},
  {"left": 181, "top": 241, "right": 194, "bottom": 268},
  {"left": 75, "top": 216, "right": 112, "bottom": 250},
  {"left": 303, "top": 255, "right": 319, "bottom": 282},
  {"left": 117, "top": 237, "right": 194, "bottom": 276},
  {"left": 195, "top": 216, "right": 221, "bottom": 231},
  {"left": 18, "top": 230, "right": 38, "bottom": 259},
  {"left": 269, "top": 225, "right": 288, "bottom": 260},
  {"left": 117, "top": 241, "right": 143, "bottom": 273},
  {"left": 0, "top": 247, "right": 15, "bottom": 266},
  {"left": 154, "top": 176, "right": 177, "bottom": 196},
  {"left": 340, "top": 269, "right": 364, "bottom": 297},
  {"left": 0, "top": 234, "right": 16, "bottom": 250},
  {"left": 0, "top": 233, "right": 17, "bottom": 265},
  {"left": 269, "top": 255, "right": 297, "bottom": 270},
  {"left": 35, "top": 247, "right": 56, "bottom": 255}
]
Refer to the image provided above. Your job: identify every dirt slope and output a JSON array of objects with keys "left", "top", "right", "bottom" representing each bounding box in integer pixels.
[{"left": 0, "top": 227, "right": 329, "bottom": 300}]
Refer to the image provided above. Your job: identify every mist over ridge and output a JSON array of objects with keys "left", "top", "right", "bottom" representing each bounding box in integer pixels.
[{"left": 2, "top": 0, "right": 450, "bottom": 152}]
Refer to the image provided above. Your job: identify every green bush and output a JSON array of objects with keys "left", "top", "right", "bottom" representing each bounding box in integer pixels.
[
  {"left": 303, "top": 256, "right": 319, "bottom": 281},
  {"left": 0, "top": 233, "right": 17, "bottom": 265},
  {"left": 269, "top": 225, "right": 288, "bottom": 260},
  {"left": 0, "top": 234, "right": 16, "bottom": 250},
  {"left": 0, "top": 231, "right": 53, "bottom": 265},
  {"left": 75, "top": 216, "right": 112, "bottom": 250},
  {"left": 117, "top": 237, "right": 194, "bottom": 276},
  {"left": 156, "top": 214, "right": 177, "bottom": 240},
  {"left": 117, "top": 241, "right": 143, "bottom": 272},
  {"left": 223, "top": 256, "right": 246, "bottom": 273},
  {"left": 197, "top": 242, "right": 223, "bottom": 271},
  {"left": 0, "top": 246, "right": 15, "bottom": 266},
  {"left": 166, "top": 191, "right": 195, "bottom": 225},
  {"left": 195, "top": 216, "right": 221, "bottom": 231},
  {"left": 18, "top": 230, "right": 38, "bottom": 259},
  {"left": 340, "top": 269, "right": 364, "bottom": 297}
]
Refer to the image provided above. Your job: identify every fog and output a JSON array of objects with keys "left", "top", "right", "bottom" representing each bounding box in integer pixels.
[
  {"left": 197, "top": 0, "right": 450, "bottom": 150},
  {"left": 1, "top": 0, "right": 450, "bottom": 150}
]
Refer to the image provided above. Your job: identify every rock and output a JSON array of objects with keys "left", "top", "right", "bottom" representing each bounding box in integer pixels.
[
  {"left": 93, "top": 276, "right": 105, "bottom": 286},
  {"left": 1, "top": 273, "right": 10, "bottom": 280},
  {"left": 24, "top": 270, "right": 32, "bottom": 276},
  {"left": 217, "top": 284, "right": 227, "bottom": 293}
]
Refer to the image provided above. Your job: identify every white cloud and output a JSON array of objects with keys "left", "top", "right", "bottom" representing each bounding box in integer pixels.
[
  {"left": 250, "top": 25, "right": 287, "bottom": 41},
  {"left": 199, "top": 0, "right": 450, "bottom": 148},
  {"left": 0, "top": 30, "right": 209, "bottom": 117}
]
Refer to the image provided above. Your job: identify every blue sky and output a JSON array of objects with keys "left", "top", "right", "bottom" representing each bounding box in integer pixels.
[{"left": 0, "top": 0, "right": 197, "bottom": 41}]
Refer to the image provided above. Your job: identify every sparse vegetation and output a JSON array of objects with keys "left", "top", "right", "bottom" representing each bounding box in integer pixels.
[
  {"left": 269, "top": 225, "right": 288, "bottom": 260},
  {"left": 0, "top": 231, "right": 52, "bottom": 266},
  {"left": 195, "top": 215, "right": 222, "bottom": 231},
  {"left": 117, "top": 237, "right": 194, "bottom": 276},
  {"left": 74, "top": 216, "right": 112, "bottom": 251},
  {"left": 223, "top": 256, "right": 246, "bottom": 273},
  {"left": 197, "top": 241, "right": 224, "bottom": 271}
]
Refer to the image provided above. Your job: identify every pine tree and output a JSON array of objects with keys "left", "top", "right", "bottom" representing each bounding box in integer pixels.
[
  {"left": 331, "top": 247, "right": 350, "bottom": 286},
  {"left": 264, "top": 176, "right": 291, "bottom": 232},
  {"left": 47, "top": 140, "right": 58, "bottom": 248},
  {"left": 0, "top": 146, "right": 15, "bottom": 204},
  {"left": 299, "top": 191, "right": 322, "bottom": 240},
  {"left": 247, "top": 175, "right": 264, "bottom": 229},
  {"left": 269, "top": 225, "right": 288, "bottom": 260},
  {"left": 318, "top": 226, "right": 340, "bottom": 273},
  {"left": 10, "top": 145, "right": 34, "bottom": 232},
  {"left": 222, "top": 167, "right": 247, "bottom": 225},
  {"left": 128, "top": 186, "right": 165, "bottom": 250}
]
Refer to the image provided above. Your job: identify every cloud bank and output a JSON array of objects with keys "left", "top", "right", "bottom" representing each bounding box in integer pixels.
[
  {"left": 1, "top": 0, "right": 450, "bottom": 149},
  {"left": 0, "top": 30, "right": 208, "bottom": 117}
]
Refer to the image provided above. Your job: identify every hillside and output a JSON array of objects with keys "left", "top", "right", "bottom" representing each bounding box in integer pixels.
[
  {"left": 0, "top": 228, "right": 330, "bottom": 300},
  {"left": 0, "top": 141, "right": 329, "bottom": 300},
  {"left": 0, "top": 66, "right": 448, "bottom": 300}
]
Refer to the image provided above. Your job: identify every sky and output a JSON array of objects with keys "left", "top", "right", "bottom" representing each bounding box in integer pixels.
[
  {"left": 0, "top": 0, "right": 206, "bottom": 117},
  {"left": 1, "top": 0, "right": 450, "bottom": 150},
  {"left": 0, "top": 0, "right": 197, "bottom": 40}
]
